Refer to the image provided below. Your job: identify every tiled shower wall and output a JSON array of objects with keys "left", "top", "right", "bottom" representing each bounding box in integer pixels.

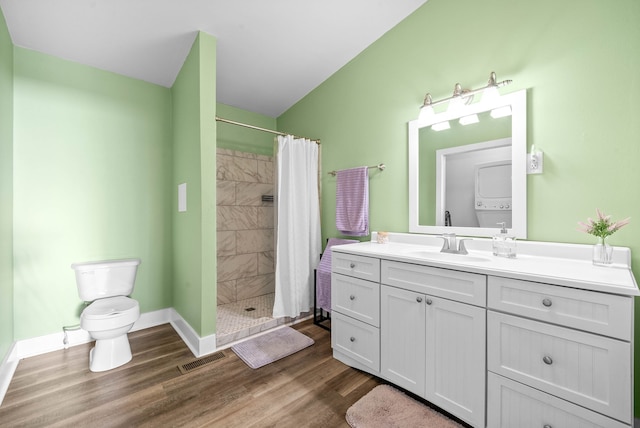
[{"left": 216, "top": 148, "right": 275, "bottom": 305}]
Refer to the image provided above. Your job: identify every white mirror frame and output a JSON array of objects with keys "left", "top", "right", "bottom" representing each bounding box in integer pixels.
[{"left": 408, "top": 89, "right": 527, "bottom": 238}]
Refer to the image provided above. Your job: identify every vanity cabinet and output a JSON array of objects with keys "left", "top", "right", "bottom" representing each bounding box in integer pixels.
[
  {"left": 379, "top": 261, "right": 486, "bottom": 428},
  {"left": 331, "top": 236, "right": 637, "bottom": 428},
  {"left": 487, "top": 276, "right": 633, "bottom": 427}
]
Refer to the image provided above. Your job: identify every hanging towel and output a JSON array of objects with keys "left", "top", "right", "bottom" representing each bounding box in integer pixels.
[
  {"left": 336, "top": 166, "right": 369, "bottom": 236},
  {"left": 316, "top": 238, "right": 358, "bottom": 312}
]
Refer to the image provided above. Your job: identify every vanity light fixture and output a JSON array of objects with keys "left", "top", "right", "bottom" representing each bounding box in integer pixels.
[{"left": 418, "top": 71, "right": 512, "bottom": 120}]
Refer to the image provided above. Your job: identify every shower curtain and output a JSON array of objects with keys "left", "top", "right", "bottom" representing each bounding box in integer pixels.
[{"left": 273, "top": 135, "right": 321, "bottom": 318}]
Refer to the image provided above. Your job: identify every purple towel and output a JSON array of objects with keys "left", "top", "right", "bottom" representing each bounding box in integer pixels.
[
  {"left": 336, "top": 166, "right": 369, "bottom": 236},
  {"left": 316, "top": 238, "right": 358, "bottom": 312}
]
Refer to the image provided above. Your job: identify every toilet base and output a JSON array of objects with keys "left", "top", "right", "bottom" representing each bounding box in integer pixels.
[{"left": 89, "top": 334, "right": 133, "bottom": 372}]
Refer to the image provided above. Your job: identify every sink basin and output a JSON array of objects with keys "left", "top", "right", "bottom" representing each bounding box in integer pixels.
[{"left": 407, "top": 251, "right": 490, "bottom": 263}]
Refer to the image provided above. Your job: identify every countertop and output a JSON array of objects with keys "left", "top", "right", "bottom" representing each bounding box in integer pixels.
[{"left": 331, "top": 234, "right": 640, "bottom": 297}]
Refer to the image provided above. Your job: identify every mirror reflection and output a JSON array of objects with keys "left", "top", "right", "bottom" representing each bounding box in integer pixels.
[
  {"left": 408, "top": 89, "right": 527, "bottom": 238},
  {"left": 419, "top": 110, "right": 512, "bottom": 227}
]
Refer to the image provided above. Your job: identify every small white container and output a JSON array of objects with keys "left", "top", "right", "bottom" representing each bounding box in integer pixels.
[{"left": 377, "top": 232, "right": 389, "bottom": 244}]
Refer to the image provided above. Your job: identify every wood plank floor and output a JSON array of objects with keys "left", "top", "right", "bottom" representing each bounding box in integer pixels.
[{"left": 0, "top": 321, "right": 384, "bottom": 427}]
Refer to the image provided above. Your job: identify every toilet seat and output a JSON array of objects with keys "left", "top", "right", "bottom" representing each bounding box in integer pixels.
[{"left": 81, "top": 296, "right": 139, "bottom": 331}]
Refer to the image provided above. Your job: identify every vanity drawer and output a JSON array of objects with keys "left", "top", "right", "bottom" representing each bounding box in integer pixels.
[
  {"left": 331, "top": 311, "right": 380, "bottom": 372},
  {"left": 381, "top": 260, "right": 486, "bottom": 306},
  {"left": 332, "top": 273, "right": 380, "bottom": 327},
  {"left": 487, "top": 311, "right": 631, "bottom": 424},
  {"left": 332, "top": 252, "right": 380, "bottom": 282},
  {"left": 487, "top": 372, "right": 628, "bottom": 428},
  {"left": 488, "top": 276, "right": 632, "bottom": 340}
]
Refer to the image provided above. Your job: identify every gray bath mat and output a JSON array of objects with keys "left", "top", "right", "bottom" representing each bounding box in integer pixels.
[
  {"left": 346, "top": 385, "right": 463, "bottom": 428},
  {"left": 231, "top": 326, "right": 314, "bottom": 369}
]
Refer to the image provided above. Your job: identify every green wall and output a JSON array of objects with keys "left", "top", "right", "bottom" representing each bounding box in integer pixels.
[
  {"left": 278, "top": 0, "right": 640, "bottom": 414},
  {"left": 12, "top": 48, "right": 174, "bottom": 340},
  {"left": 217, "top": 103, "right": 276, "bottom": 156},
  {"left": 0, "top": 8, "right": 14, "bottom": 358},
  {"left": 171, "top": 32, "right": 217, "bottom": 337}
]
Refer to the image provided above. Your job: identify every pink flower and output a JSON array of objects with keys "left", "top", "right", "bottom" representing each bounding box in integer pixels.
[{"left": 578, "top": 210, "right": 630, "bottom": 239}]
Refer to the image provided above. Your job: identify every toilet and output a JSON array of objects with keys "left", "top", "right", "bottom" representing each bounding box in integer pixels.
[
  {"left": 474, "top": 160, "right": 512, "bottom": 228},
  {"left": 71, "top": 258, "right": 141, "bottom": 372}
]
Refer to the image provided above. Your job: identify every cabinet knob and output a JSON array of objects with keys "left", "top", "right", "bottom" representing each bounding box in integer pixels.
[
  {"left": 349, "top": 294, "right": 356, "bottom": 301},
  {"left": 426, "top": 298, "right": 433, "bottom": 305},
  {"left": 542, "top": 298, "right": 552, "bottom": 307},
  {"left": 350, "top": 262, "right": 356, "bottom": 268},
  {"left": 543, "top": 355, "right": 553, "bottom": 365},
  {"left": 543, "top": 425, "right": 552, "bottom": 428},
  {"left": 350, "top": 336, "right": 356, "bottom": 342},
  {"left": 416, "top": 296, "right": 423, "bottom": 303}
]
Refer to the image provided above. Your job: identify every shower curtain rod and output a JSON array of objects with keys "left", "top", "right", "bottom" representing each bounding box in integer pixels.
[{"left": 215, "top": 116, "right": 320, "bottom": 144}]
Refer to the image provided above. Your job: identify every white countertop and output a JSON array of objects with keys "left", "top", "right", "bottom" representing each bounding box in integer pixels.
[{"left": 331, "top": 233, "right": 639, "bottom": 297}]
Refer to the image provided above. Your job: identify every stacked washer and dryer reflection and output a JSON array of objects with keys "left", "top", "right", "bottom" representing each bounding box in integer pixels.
[{"left": 474, "top": 160, "right": 512, "bottom": 228}]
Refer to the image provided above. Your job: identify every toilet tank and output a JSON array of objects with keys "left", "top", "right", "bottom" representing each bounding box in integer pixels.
[{"left": 71, "top": 258, "right": 141, "bottom": 301}]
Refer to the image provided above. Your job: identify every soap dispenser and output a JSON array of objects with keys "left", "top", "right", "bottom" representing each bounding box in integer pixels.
[{"left": 493, "top": 222, "right": 516, "bottom": 258}]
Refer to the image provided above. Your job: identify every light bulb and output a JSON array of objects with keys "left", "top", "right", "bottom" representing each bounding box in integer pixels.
[
  {"left": 459, "top": 114, "right": 479, "bottom": 126},
  {"left": 431, "top": 121, "right": 450, "bottom": 131},
  {"left": 418, "top": 105, "right": 435, "bottom": 123}
]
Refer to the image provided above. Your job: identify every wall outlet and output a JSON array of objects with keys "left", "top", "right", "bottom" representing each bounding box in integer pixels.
[{"left": 527, "top": 152, "right": 544, "bottom": 174}]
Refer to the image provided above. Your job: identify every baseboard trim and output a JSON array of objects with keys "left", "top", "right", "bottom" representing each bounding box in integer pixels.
[
  {"left": 0, "top": 308, "right": 175, "bottom": 407},
  {"left": 169, "top": 308, "right": 217, "bottom": 358},
  {"left": 0, "top": 310, "right": 309, "bottom": 407},
  {"left": 0, "top": 342, "right": 18, "bottom": 407}
]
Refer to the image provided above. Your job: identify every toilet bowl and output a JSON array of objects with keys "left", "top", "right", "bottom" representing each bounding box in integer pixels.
[
  {"left": 80, "top": 295, "right": 140, "bottom": 372},
  {"left": 72, "top": 258, "right": 141, "bottom": 372}
]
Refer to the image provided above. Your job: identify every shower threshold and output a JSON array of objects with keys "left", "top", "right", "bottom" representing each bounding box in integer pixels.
[{"left": 216, "top": 293, "right": 286, "bottom": 347}]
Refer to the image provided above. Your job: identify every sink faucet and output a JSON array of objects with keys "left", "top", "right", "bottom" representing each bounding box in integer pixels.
[{"left": 439, "top": 233, "right": 470, "bottom": 255}]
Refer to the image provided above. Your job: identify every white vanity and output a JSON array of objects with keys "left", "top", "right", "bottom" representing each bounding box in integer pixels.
[{"left": 331, "top": 232, "right": 638, "bottom": 428}]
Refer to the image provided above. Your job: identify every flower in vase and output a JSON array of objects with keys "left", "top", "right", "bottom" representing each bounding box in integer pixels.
[{"left": 577, "top": 209, "right": 630, "bottom": 239}]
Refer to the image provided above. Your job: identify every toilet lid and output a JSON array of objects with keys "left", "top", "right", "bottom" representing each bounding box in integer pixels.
[{"left": 83, "top": 296, "right": 138, "bottom": 320}]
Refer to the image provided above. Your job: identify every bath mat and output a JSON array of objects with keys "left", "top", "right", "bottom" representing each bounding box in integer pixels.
[
  {"left": 231, "top": 327, "right": 314, "bottom": 369},
  {"left": 346, "top": 385, "right": 463, "bottom": 428}
]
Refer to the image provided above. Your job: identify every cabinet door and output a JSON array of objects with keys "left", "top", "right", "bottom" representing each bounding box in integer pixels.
[
  {"left": 425, "top": 296, "right": 486, "bottom": 428},
  {"left": 380, "top": 285, "right": 426, "bottom": 396}
]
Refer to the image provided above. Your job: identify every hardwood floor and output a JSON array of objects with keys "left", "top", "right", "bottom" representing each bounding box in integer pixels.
[{"left": 0, "top": 321, "right": 383, "bottom": 427}]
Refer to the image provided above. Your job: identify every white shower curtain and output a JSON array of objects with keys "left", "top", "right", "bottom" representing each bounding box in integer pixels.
[{"left": 273, "top": 135, "right": 321, "bottom": 318}]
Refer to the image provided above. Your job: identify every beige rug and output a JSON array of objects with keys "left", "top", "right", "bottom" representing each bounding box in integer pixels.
[
  {"left": 346, "top": 385, "right": 463, "bottom": 428},
  {"left": 231, "top": 326, "right": 314, "bottom": 369}
]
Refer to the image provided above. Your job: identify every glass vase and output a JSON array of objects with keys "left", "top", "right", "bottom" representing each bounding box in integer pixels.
[{"left": 592, "top": 237, "right": 613, "bottom": 266}]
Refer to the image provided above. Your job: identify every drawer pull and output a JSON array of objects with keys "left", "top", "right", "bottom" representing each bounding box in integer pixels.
[
  {"left": 426, "top": 298, "right": 433, "bottom": 305},
  {"left": 543, "top": 425, "right": 552, "bottom": 428},
  {"left": 349, "top": 294, "right": 356, "bottom": 301},
  {"left": 542, "top": 298, "right": 553, "bottom": 307},
  {"left": 350, "top": 262, "right": 356, "bottom": 268},
  {"left": 416, "top": 296, "right": 423, "bottom": 303},
  {"left": 542, "top": 355, "right": 553, "bottom": 365},
  {"left": 350, "top": 336, "right": 356, "bottom": 342}
]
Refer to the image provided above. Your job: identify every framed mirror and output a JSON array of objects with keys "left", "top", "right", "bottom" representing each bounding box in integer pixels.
[{"left": 408, "top": 89, "right": 527, "bottom": 238}]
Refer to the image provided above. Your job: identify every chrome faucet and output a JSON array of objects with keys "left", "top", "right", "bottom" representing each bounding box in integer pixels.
[{"left": 439, "top": 233, "right": 470, "bottom": 255}]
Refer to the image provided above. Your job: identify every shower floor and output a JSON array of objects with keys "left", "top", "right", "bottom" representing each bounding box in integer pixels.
[{"left": 216, "top": 293, "right": 286, "bottom": 347}]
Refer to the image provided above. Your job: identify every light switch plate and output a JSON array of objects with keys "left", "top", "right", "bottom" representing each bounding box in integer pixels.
[{"left": 178, "top": 183, "right": 187, "bottom": 212}]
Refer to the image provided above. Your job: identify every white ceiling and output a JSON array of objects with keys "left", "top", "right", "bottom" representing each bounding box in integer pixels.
[{"left": 0, "top": 0, "right": 428, "bottom": 117}]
